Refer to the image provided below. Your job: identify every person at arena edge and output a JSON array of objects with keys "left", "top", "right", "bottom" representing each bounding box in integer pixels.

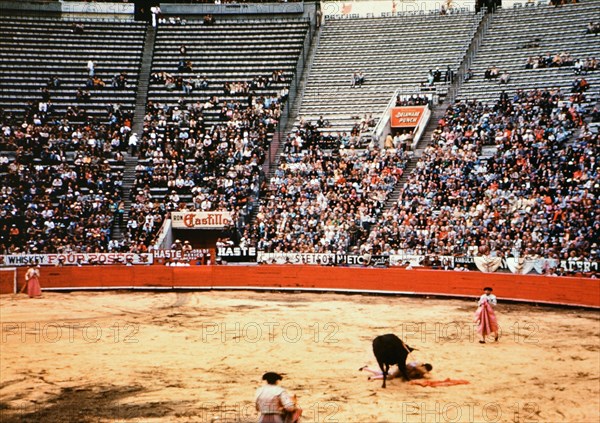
[
  {"left": 21, "top": 263, "right": 42, "bottom": 298},
  {"left": 475, "top": 287, "right": 499, "bottom": 343},
  {"left": 255, "top": 372, "right": 301, "bottom": 423}
]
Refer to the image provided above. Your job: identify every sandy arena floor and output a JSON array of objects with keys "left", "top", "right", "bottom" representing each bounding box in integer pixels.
[{"left": 0, "top": 290, "right": 598, "bottom": 423}]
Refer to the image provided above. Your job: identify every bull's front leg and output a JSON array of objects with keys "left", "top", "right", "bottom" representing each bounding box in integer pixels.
[
  {"left": 382, "top": 363, "right": 389, "bottom": 388},
  {"left": 398, "top": 362, "right": 411, "bottom": 381}
]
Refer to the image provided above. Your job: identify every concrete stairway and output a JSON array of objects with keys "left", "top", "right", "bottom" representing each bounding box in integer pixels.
[
  {"left": 266, "top": 22, "right": 322, "bottom": 182},
  {"left": 112, "top": 25, "right": 156, "bottom": 241}
]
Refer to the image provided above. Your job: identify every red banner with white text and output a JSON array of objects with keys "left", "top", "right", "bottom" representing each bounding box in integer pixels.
[{"left": 390, "top": 106, "right": 426, "bottom": 128}]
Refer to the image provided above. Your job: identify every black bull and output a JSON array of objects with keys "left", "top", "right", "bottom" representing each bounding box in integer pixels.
[{"left": 372, "top": 333, "right": 415, "bottom": 388}]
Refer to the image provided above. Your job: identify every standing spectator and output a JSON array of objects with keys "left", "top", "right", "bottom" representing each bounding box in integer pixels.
[
  {"left": 445, "top": 66, "right": 454, "bottom": 83},
  {"left": 128, "top": 132, "right": 139, "bottom": 155},
  {"left": 87, "top": 60, "right": 95, "bottom": 77},
  {"left": 150, "top": 5, "right": 161, "bottom": 27}
]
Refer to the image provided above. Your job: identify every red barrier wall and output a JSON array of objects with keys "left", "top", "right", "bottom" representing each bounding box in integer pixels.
[{"left": 2, "top": 266, "right": 599, "bottom": 308}]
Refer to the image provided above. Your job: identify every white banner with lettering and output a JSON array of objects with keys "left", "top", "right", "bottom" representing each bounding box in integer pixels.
[
  {"left": 0, "top": 253, "right": 153, "bottom": 267},
  {"left": 258, "top": 252, "right": 389, "bottom": 266},
  {"left": 322, "top": 0, "right": 475, "bottom": 19},
  {"left": 171, "top": 211, "right": 233, "bottom": 229}
]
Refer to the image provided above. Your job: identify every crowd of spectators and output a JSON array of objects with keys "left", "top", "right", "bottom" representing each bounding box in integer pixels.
[
  {"left": 426, "top": 67, "right": 454, "bottom": 86},
  {"left": 284, "top": 115, "right": 375, "bottom": 151},
  {"left": 244, "top": 143, "right": 411, "bottom": 253},
  {"left": 121, "top": 70, "right": 293, "bottom": 249},
  {"left": 396, "top": 94, "right": 430, "bottom": 107},
  {"left": 523, "top": 54, "right": 597, "bottom": 77},
  {"left": 357, "top": 87, "right": 598, "bottom": 271},
  {"left": 0, "top": 94, "right": 133, "bottom": 254},
  {"left": 524, "top": 52, "right": 575, "bottom": 69},
  {"left": 573, "top": 57, "right": 598, "bottom": 75}
]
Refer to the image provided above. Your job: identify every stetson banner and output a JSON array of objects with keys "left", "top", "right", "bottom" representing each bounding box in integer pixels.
[
  {"left": 258, "top": 252, "right": 390, "bottom": 266},
  {"left": 171, "top": 211, "right": 233, "bottom": 229}
]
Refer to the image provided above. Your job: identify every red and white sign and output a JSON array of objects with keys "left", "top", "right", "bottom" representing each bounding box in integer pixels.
[
  {"left": 171, "top": 211, "right": 233, "bottom": 229},
  {"left": 0, "top": 253, "right": 153, "bottom": 267},
  {"left": 390, "top": 106, "right": 426, "bottom": 128}
]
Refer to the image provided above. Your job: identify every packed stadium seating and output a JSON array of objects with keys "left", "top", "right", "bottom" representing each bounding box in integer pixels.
[
  {"left": 246, "top": 145, "right": 411, "bottom": 252},
  {"left": 0, "top": 16, "right": 146, "bottom": 254},
  {"left": 123, "top": 18, "right": 310, "bottom": 249},
  {"left": 0, "top": 3, "right": 598, "bottom": 276},
  {"left": 360, "top": 88, "right": 598, "bottom": 273}
]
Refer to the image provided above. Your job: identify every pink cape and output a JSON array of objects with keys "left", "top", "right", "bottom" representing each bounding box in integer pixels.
[
  {"left": 27, "top": 276, "right": 42, "bottom": 298},
  {"left": 474, "top": 298, "right": 498, "bottom": 338}
]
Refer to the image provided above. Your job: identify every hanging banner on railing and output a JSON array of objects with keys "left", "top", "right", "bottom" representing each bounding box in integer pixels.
[
  {"left": 217, "top": 246, "right": 258, "bottom": 264},
  {"left": 390, "top": 106, "right": 426, "bottom": 128},
  {"left": 258, "top": 252, "right": 389, "bottom": 266},
  {"left": 0, "top": 253, "right": 153, "bottom": 267},
  {"left": 322, "top": 0, "right": 475, "bottom": 19},
  {"left": 171, "top": 211, "right": 233, "bottom": 229}
]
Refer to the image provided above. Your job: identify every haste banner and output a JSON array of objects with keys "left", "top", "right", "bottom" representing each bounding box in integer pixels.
[{"left": 217, "top": 246, "right": 258, "bottom": 263}]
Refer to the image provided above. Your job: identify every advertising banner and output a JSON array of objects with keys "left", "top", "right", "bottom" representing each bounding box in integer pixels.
[
  {"left": 258, "top": 252, "right": 389, "bottom": 266},
  {"left": 171, "top": 211, "right": 233, "bottom": 229},
  {"left": 322, "top": 0, "right": 475, "bottom": 20},
  {"left": 390, "top": 106, "right": 426, "bottom": 128},
  {"left": 217, "top": 246, "right": 258, "bottom": 263},
  {"left": 0, "top": 253, "right": 153, "bottom": 267}
]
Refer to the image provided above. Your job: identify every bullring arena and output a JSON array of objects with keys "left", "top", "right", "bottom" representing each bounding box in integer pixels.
[
  {"left": 1, "top": 268, "right": 599, "bottom": 422},
  {"left": 1, "top": 0, "right": 600, "bottom": 421}
]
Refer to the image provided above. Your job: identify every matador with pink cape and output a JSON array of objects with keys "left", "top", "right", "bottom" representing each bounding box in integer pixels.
[{"left": 474, "top": 287, "right": 499, "bottom": 343}]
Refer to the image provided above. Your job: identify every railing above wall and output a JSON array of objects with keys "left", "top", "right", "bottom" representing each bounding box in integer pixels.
[
  {"left": 0, "top": 0, "right": 135, "bottom": 16},
  {"left": 161, "top": 2, "right": 304, "bottom": 15},
  {"left": 0, "top": 0, "right": 305, "bottom": 16}
]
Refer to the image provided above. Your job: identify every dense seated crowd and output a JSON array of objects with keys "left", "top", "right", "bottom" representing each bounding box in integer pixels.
[
  {"left": 396, "top": 94, "right": 430, "bottom": 107},
  {"left": 358, "top": 87, "right": 598, "bottom": 269},
  {"left": 0, "top": 97, "right": 131, "bottom": 254},
  {"left": 244, "top": 140, "right": 411, "bottom": 253},
  {"left": 524, "top": 53, "right": 598, "bottom": 75},
  {"left": 283, "top": 115, "right": 376, "bottom": 151},
  {"left": 122, "top": 71, "right": 291, "bottom": 249},
  {"left": 524, "top": 52, "right": 575, "bottom": 69}
]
